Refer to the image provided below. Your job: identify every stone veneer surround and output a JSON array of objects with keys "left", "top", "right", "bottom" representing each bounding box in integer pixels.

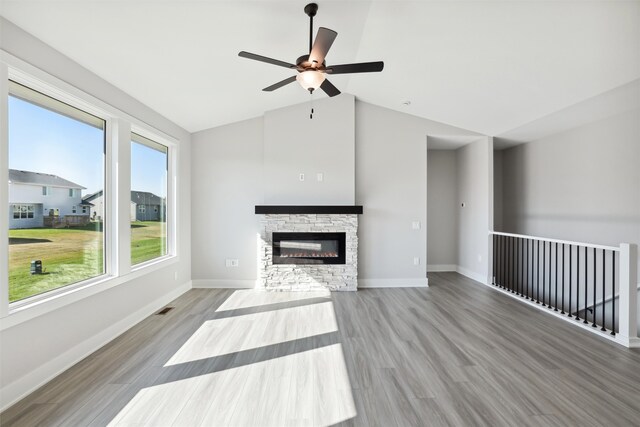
[{"left": 259, "top": 214, "right": 358, "bottom": 291}]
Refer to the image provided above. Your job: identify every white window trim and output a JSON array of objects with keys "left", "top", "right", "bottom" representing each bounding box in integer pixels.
[{"left": 0, "top": 50, "right": 180, "bottom": 328}]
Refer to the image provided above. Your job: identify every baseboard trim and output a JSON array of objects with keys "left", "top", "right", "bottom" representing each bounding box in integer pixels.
[
  {"left": 0, "top": 281, "right": 192, "bottom": 412},
  {"left": 192, "top": 279, "right": 258, "bottom": 289},
  {"left": 455, "top": 266, "right": 488, "bottom": 285},
  {"left": 427, "top": 264, "right": 457, "bottom": 272},
  {"left": 358, "top": 278, "right": 429, "bottom": 288}
]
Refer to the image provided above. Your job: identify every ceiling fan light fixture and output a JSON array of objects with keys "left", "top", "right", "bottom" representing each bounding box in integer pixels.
[{"left": 296, "top": 70, "right": 325, "bottom": 91}]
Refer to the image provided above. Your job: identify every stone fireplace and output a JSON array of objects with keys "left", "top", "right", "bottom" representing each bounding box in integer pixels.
[{"left": 256, "top": 206, "right": 362, "bottom": 291}]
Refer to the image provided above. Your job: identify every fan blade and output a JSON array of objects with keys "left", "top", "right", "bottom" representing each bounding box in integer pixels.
[
  {"left": 238, "top": 51, "right": 296, "bottom": 69},
  {"left": 263, "top": 76, "right": 297, "bottom": 92},
  {"left": 327, "top": 61, "right": 384, "bottom": 74},
  {"left": 320, "top": 79, "right": 341, "bottom": 97},
  {"left": 309, "top": 27, "right": 337, "bottom": 66}
]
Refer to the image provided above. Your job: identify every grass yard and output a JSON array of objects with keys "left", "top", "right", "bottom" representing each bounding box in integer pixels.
[
  {"left": 8, "top": 221, "right": 165, "bottom": 302},
  {"left": 131, "top": 221, "right": 167, "bottom": 265}
]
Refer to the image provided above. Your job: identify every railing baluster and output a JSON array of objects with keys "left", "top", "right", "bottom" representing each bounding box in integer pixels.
[
  {"left": 584, "top": 245, "right": 588, "bottom": 324},
  {"left": 504, "top": 236, "right": 508, "bottom": 290},
  {"left": 568, "top": 244, "right": 572, "bottom": 317},
  {"left": 516, "top": 237, "right": 520, "bottom": 295},
  {"left": 497, "top": 235, "right": 501, "bottom": 287},
  {"left": 500, "top": 236, "right": 507, "bottom": 289},
  {"left": 601, "top": 249, "right": 606, "bottom": 331},
  {"left": 500, "top": 235, "right": 504, "bottom": 288},
  {"left": 543, "top": 241, "right": 547, "bottom": 307},
  {"left": 592, "top": 247, "right": 597, "bottom": 327},
  {"left": 511, "top": 237, "right": 515, "bottom": 293},
  {"left": 525, "top": 239, "right": 529, "bottom": 299},
  {"left": 492, "top": 235, "right": 496, "bottom": 285},
  {"left": 611, "top": 251, "right": 616, "bottom": 335},
  {"left": 548, "top": 241, "right": 553, "bottom": 309},
  {"left": 521, "top": 238, "right": 525, "bottom": 297},
  {"left": 554, "top": 242, "right": 559, "bottom": 311},
  {"left": 561, "top": 243, "right": 565, "bottom": 314},
  {"left": 576, "top": 246, "right": 580, "bottom": 321},
  {"left": 536, "top": 239, "right": 540, "bottom": 304},
  {"left": 518, "top": 238, "right": 522, "bottom": 296}
]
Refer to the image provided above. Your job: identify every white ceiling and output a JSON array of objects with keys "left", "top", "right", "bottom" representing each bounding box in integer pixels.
[{"left": 1, "top": 1, "right": 639, "bottom": 136}]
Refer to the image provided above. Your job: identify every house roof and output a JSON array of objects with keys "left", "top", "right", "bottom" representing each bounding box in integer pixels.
[
  {"left": 82, "top": 190, "right": 103, "bottom": 203},
  {"left": 131, "top": 191, "right": 164, "bottom": 206},
  {"left": 82, "top": 190, "right": 164, "bottom": 206},
  {"left": 9, "top": 169, "right": 85, "bottom": 189}
]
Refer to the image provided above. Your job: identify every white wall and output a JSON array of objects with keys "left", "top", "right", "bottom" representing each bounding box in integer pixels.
[
  {"left": 264, "top": 95, "right": 355, "bottom": 205},
  {"left": 500, "top": 109, "right": 640, "bottom": 279},
  {"left": 191, "top": 117, "right": 264, "bottom": 286},
  {"left": 493, "top": 149, "right": 504, "bottom": 231},
  {"left": 426, "top": 150, "right": 458, "bottom": 269},
  {"left": 190, "top": 99, "right": 482, "bottom": 288},
  {"left": 0, "top": 18, "right": 192, "bottom": 410},
  {"left": 456, "top": 137, "right": 493, "bottom": 283}
]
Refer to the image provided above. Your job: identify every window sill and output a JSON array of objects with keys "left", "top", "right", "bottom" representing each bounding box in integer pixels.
[{"left": 0, "top": 255, "right": 179, "bottom": 331}]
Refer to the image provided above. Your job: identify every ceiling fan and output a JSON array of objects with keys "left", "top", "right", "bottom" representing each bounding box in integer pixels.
[{"left": 238, "top": 3, "right": 384, "bottom": 97}]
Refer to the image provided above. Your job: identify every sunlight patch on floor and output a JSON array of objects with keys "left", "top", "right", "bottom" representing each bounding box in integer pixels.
[
  {"left": 165, "top": 301, "right": 338, "bottom": 366},
  {"left": 215, "top": 288, "right": 331, "bottom": 312},
  {"left": 111, "top": 345, "right": 355, "bottom": 426}
]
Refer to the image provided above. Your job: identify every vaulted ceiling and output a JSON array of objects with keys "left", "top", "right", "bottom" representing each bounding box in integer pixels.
[{"left": 1, "top": 1, "right": 639, "bottom": 136}]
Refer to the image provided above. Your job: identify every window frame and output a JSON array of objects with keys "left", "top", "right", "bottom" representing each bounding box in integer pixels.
[
  {"left": 129, "top": 128, "right": 175, "bottom": 270},
  {"left": 7, "top": 78, "right": 108, "bottom": 304},
  {"left": 0, "top": 51, "right": 179, "bottom": 326}
]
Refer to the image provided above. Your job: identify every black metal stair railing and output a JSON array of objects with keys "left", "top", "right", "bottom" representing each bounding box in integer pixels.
[{"left": 491, "top": 233, "right": 619, "bottom": 335}]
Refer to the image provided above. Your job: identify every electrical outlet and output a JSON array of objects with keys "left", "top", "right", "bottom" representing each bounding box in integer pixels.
[
  {"left": 174, "top": 271, "right": 178, "bottom": 281},
  {"left": 414, "top": 257, "right": 420, "bottom": 266},
  {"left": 412, "top": 221, "right": 421, "bottom": 230},
  {"left": 299, "top": 173, "right": 305, "bottom": 181}
]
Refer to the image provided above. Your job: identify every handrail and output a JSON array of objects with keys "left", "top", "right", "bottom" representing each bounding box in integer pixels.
[{"left": 489, "top": 231, "right": 620, "bottom": 252}]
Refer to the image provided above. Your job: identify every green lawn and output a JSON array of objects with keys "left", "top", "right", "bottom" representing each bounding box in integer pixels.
[
  {"left": 131, "top": 221, "right": 167, "bottom": 265},
  {"left": 8, "top": 221, "right": 165, "bottom": 302}
]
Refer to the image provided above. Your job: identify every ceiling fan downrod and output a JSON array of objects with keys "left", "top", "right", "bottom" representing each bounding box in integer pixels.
[{"left": 304, "top": 3, "right": 318, "bottom": 53}]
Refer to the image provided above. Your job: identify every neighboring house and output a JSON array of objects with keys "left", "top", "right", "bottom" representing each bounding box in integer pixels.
[
  {"left": 8, "top": 169, "right": 89, "bottom": 229},
  {"left": 83, "top": 190, "right": 165, "bottom": 222}
]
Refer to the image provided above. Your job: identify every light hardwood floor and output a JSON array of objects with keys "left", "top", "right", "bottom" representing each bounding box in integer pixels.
[{"left": 2, "top": 272, "right": 640, "bottom": 426}]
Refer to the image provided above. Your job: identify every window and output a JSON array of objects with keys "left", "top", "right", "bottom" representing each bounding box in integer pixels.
[
  {"left": 8, "top": 80, "right": 106, "bottom": 303},
  {"left": 12, "top": 204, "right": 34, "bottom": 219},
  {"left": 131, "top": 133, "right": 168, "bottom": 265},
  {"left": 82, "top": 206, "right": 88, "bottom": 214}
]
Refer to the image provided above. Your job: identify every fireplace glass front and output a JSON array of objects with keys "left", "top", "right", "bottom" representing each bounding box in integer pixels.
[{"left": 272, "top": 232, "right": 346, "bottom": 265}]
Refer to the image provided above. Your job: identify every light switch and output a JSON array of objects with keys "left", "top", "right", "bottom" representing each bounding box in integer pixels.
[
  {"left": 317, "top": 173, "right": 324, "bottom": 182},
  {"left": 412, "top": 221, "right": 421, "bottom": 230}
]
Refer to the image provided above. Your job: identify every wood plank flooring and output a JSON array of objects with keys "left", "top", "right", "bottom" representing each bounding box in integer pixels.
[{"left": 2, "top": 272, "right": 640, "bottom": 426}]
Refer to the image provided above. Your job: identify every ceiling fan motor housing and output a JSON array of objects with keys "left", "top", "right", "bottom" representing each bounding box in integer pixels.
[{"left": 296, "top": 55, "right": 326, "bottom": 71}]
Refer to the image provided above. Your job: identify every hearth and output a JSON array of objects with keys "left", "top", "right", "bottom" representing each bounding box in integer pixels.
[{"left": 272, "top": 232, "right": 346, "bottom": 265}]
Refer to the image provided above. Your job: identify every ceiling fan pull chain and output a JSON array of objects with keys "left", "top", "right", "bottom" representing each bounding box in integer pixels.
[{"left": 310, "top": 92, "right": 315, "bottom": 119}]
